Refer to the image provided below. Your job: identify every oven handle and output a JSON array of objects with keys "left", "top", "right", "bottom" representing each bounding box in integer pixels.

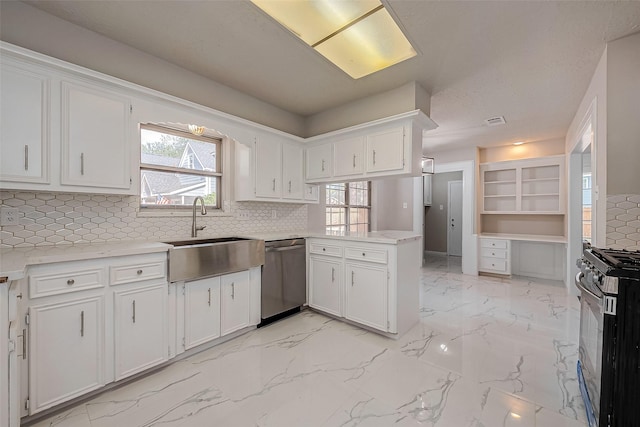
[{"left": 575, "top": 272, "right": 602, "bottom": 302}]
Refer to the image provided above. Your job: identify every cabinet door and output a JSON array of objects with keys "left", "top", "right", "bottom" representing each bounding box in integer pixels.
[
  {"left": 29, "top": 296, "right": 104, "bottom": 414},
  {"left": 221, "top": 271, "right": 250, "bottom": 336},
  {"left": 308, "top": 256, "right": 342, "bottom": 317},
  {"left": 366, "top": 127, "right": 405, "bottom": 173},
  {"left": 61, "top": 81, "right": 131, "bottom": 190},
  {"left": 282, "top": 143, "right": 304, "bottom": 200},
  {"left": 255, "top": 137, "right": 282, "bottom": 198},
  {"left": 304, "top": 184, "right": 320, "bottom": 202},
  {"left": 184, "top": 277, "right": 221, "bottom": 350},
  {"left": 114, "top": 283, "right": 167, "bottom": 381},
  {"left": 306, "top": 144, "right": 332, "bottom": 180},
  {"left": 0, "top": 62, "right": 49, "bottom": 184},
  {"left": 345, "top": 263, "right": 388, "bottom": 332},
  {"left": 333, "top": 136, "right": 364, "bottom": 177}
]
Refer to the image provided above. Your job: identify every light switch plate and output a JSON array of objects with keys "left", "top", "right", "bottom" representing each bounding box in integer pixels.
[{"left": 1, "top": 207, "right": 19, "bottom": 226}]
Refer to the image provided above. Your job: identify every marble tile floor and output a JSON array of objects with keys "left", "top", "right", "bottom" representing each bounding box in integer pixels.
[{"left": 30, "top": 254, "right": 586, "bottom": 427}]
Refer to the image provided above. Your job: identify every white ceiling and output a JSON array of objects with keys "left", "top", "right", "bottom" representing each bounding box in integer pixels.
[{"left": 21, "top": 0, "right": 640, "bottom": 152}]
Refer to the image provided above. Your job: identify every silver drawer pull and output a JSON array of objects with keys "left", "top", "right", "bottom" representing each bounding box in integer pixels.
[
  {"left": 80, "top": 310, "right": 84, "bottom": 337},
  {"left": 67, "top": 279, "right": 75, "bottom": 285},
  {"left": 351, "top": 271, "right": 355, "bottom": 286},
  {"left": 373, "top": 150, "right": 376, "bottom": 165},
  {"left": 231, "top": 282, "right": 235, "bottom": 300},
  {"left": 331, "top": 267, "right": 335, "bottom": 282},
  {"left": 288, "top": 180, "right": 292, "bottom": 193},
  {"left": 272, "top": 178, "right": 276, "bottom": 191},
  {"left": 353, "top": 154, "right": 356, "bottom": 168},
  {"left": 208, "top": 288, "right": 211, "bottom": 306},
  {"left": 24, "top": 145, "right": 29, "bottom": 171},
  {"left": 137, "top": 269, "right": 143, "bottom": 275},
  {"left": 132, "top": 300, "right": 136, "bottom": 323},
  {"left": 80, "top": 153, "right": 84, "bottom": 176}
]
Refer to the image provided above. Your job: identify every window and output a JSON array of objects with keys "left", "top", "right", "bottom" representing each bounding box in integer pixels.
[
  {"left": 326, "top": 181, "right": 370, "bottom": 233},
  {"left": 582, "top": 173, "right": 592, "bottom": 242},
  {"left": 140, "top": 125, "right": 222, "bottom": 208}
]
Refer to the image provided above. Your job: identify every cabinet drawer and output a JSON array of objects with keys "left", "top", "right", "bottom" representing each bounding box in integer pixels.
[
  {"left": 345, "top": 247, "right": 387, "bottom": 264},
  {"left": 480, "top": 239, "right": 508, "bottom": 249},
  {"left": 30, "top": 268, "right": 104, "bottom": 299},
  {"left": 309, "top": 243, "right": 343, "bottom": 257},
  {"left": 480, "top": 258, "right": 508, "bottom": 273},
  {"left": 480, "top": 248, "right": 508, "bottom": 259},
  {"left": 110, "top": 261, "right": 166, "bottom": 286}
]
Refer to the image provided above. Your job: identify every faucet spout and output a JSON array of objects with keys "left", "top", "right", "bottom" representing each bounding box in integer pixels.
[{"left": 192, "top": 196, "right": 207, "bottom": 237}]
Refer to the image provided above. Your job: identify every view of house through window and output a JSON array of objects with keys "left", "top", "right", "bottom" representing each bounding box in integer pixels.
[
  {"left": 326, "top": 181, "right": 370, "bottom": 233},
  {"left": 140, "top": 125, "right": 222, "bottom": 208}
]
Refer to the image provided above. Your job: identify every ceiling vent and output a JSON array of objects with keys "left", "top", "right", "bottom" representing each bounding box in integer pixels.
[{"left": 484, "top": 116, "right": 506, "bottom": 127}]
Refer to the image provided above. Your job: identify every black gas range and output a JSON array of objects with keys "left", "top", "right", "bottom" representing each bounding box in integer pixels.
[{"left": 575, "top": 246, "right": 640, "bottom": 427}]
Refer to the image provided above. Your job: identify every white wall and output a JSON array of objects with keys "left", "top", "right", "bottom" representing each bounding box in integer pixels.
[
  {"left": 606, "top": 31, "right": 640, "bottom": 195},
  {"left": 0, "top": 1, "right": 306, "bottom": 136},
  {"left": 305, "top": 82, "right": 430, "bottom": 136}
]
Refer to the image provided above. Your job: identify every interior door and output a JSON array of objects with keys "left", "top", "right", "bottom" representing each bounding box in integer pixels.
[{"left": 448, "top": 180, "right": 463, "bottom": 256}]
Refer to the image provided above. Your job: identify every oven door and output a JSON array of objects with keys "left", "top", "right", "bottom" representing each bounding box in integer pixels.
[
  {"left": 575, "top": 272, "right": 616, "bottom": 427},
  {"left": 576, "top": 272, "right": 604, "bottom": 426}
]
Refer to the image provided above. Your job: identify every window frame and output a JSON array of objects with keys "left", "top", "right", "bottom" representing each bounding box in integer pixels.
[
  {"left": 139, "top": 124, "right": 223, "bottom": 210},
  {"left": 325, "top": 181, "right": 371, "bottom": 233}
]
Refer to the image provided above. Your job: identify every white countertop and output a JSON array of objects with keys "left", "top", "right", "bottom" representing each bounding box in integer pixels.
[
  {"left": 0, "top": 241, "right": 171, "bottom": 281},
  {"left": 241, "top": 230, "right": 421, "bottom": 244},
  {"left": 479, "top": 233, "right": 567, "bottom": 244},
  {"left": 0, "top": 230, "right": 421, "bottom": 281}
]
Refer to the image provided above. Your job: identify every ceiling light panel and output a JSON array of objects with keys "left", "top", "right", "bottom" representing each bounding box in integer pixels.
[
  {"left": 252, "top": 0, "right": 381, "bottom": 46},
  {"left": 313, "top": 7, "right": 416, "bottom": 78},
  {"left": 252, "top": 0, "right": 416, "bottom": 79}
]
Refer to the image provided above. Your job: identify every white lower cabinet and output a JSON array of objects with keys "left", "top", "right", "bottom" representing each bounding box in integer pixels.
[
  {"left": 113, "top": 283, "right": 167, "bottom": 381},
  {"left": 220, "top": 271, "right": 251, "bottom": 336},
  {"left": 28, "top": 295, "right": 105, "bottom": 414},
  {"left": 478, "top": 238, "right": 511, "bottom": 275},
  {"left": 307, "top": 238, "right": 420, "bottom": 336},
  {"left": 184, "top": 277, "right": 221, "bottom": 350},
  {"left": 308, "top": 256, "right": 342, "bottom": 317},
  {"left": 345, "top": 263, "right": 388, "bottom": 332}
]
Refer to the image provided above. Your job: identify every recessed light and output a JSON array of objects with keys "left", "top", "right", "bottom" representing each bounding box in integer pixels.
[{"left": 513, "top": 141, "right": 525, "bottom": 146}]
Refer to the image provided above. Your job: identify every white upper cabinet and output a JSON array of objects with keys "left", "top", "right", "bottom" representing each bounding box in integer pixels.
[
  {"left": 0, "top": 59, "right": 49, "bottom": 184},
  {"left": 306, "top": 144, "right": 333, "bottom": 180},
  {"left": 61, "top": 81, "right": 131, "bottom": 190},
  {"left": 366, "top": 127, "right": 404, "bottom": 173},
  {"left": 254, "top": 135, "right": 282, "bottom": 198},
  {"left": 333, "top": 136, "right": 364, "bottom": 177},
  {"left": 282, "top": 143, "right": 304, "bottom": 200},
  {"left": 304, "top": 111, "right": 436, "bottom": 184},
  {"left": 235, "top": 132, "right": 317, "bottom": 203},
  {"left": 0, "top": 46, "right": 136, "bottom": 195}
]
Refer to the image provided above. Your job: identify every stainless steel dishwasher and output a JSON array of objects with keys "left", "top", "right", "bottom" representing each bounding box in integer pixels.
[{"left": 260, "top": 238, "right": 306, "bottom": 325}]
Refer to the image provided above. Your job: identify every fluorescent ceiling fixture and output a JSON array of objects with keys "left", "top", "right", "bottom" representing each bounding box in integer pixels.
[
  {"left": 513, "top": 141, "right": 525, "bottom": 146},
  {"left": 251, "top": 0, "right": 417, "bottom": 79}
]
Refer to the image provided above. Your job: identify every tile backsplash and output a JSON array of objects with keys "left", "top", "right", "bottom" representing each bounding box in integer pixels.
[
  {"left": 1, "top": 191, "right": 307, "bottom": 248},
  {"left": 606, "top": 194, "right": 640, "bottom": 251}
]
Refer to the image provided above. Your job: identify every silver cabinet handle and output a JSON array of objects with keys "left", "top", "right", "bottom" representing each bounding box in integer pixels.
[
  {"left": 321, "top": 159, "right": 325, "bottom": 171},
  {"left": 353, "top": 154, "right": 356, "bottom": 168},
  {"left": 288, "top": 180, "right": 292, "bottom": 193},
  {"left": 331, "top": 267, "right": 335, "bottom": 282},
  {"left": 24, "top": 145, "right": 29, "bottom": 171},
  {"left": 351, "top": 271, "right": 355, "bottom": 286},
  {"left": 80, "top": 153, "right": 85, "bottom": 175},
  {"left": 272, "top": 178, "right": 276, "bottom": 191},
  {"left": 132, "top": 300, "right": 136, "bottom": 323},
  {"left": 80, "top": 310, "right": 84, "bottom": 337},
  {"left": 208, "top": 288, "right": 211, "bottom": 306},
  {"left": 137, "top": 269, "right": 143, "bottom": 275},
  {"left": 373, "top": 150, "right": 376, "bottom": 165},
  {"left": 22, "top": 329, "right": 27, "bottom": 360},
  {"left": 231, "top": 282, "right": 235, "bottom": 300},
  {"left": 67, "top": 279, "right": 75, "bottom": 286}
]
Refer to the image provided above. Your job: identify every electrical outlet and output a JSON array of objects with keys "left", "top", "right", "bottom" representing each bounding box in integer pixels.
[
  {"left": 1, "top": 207, "right": 19, "bottom": 226},
  {"left": 236, "top": 212, "right": 251, "bottom": 220}
]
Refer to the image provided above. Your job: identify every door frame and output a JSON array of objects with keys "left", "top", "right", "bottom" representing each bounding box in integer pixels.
[
  {"left": 447, "top": 180, "right": 463, "bottom": 256},
  {"left": 417, "top": 160, "right": 477, "bottom": 275},
  {"left": 567, "top": 97, "right": 599, "bottom": 292}
]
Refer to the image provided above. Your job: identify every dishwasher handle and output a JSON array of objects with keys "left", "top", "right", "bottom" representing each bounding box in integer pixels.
[{"left": 265, "top": 245, "right": 304, "bottom": 253}]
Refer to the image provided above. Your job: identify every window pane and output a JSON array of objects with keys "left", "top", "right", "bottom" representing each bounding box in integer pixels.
[
  {"left": 326, "top": 183, "right": 346, "bottom": 205},
  {"left": 140, "top": 170, "right": 218, "bottom": 207},
  {"left": 141, "top": 128, "right": 218, "bottom": 173}
]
